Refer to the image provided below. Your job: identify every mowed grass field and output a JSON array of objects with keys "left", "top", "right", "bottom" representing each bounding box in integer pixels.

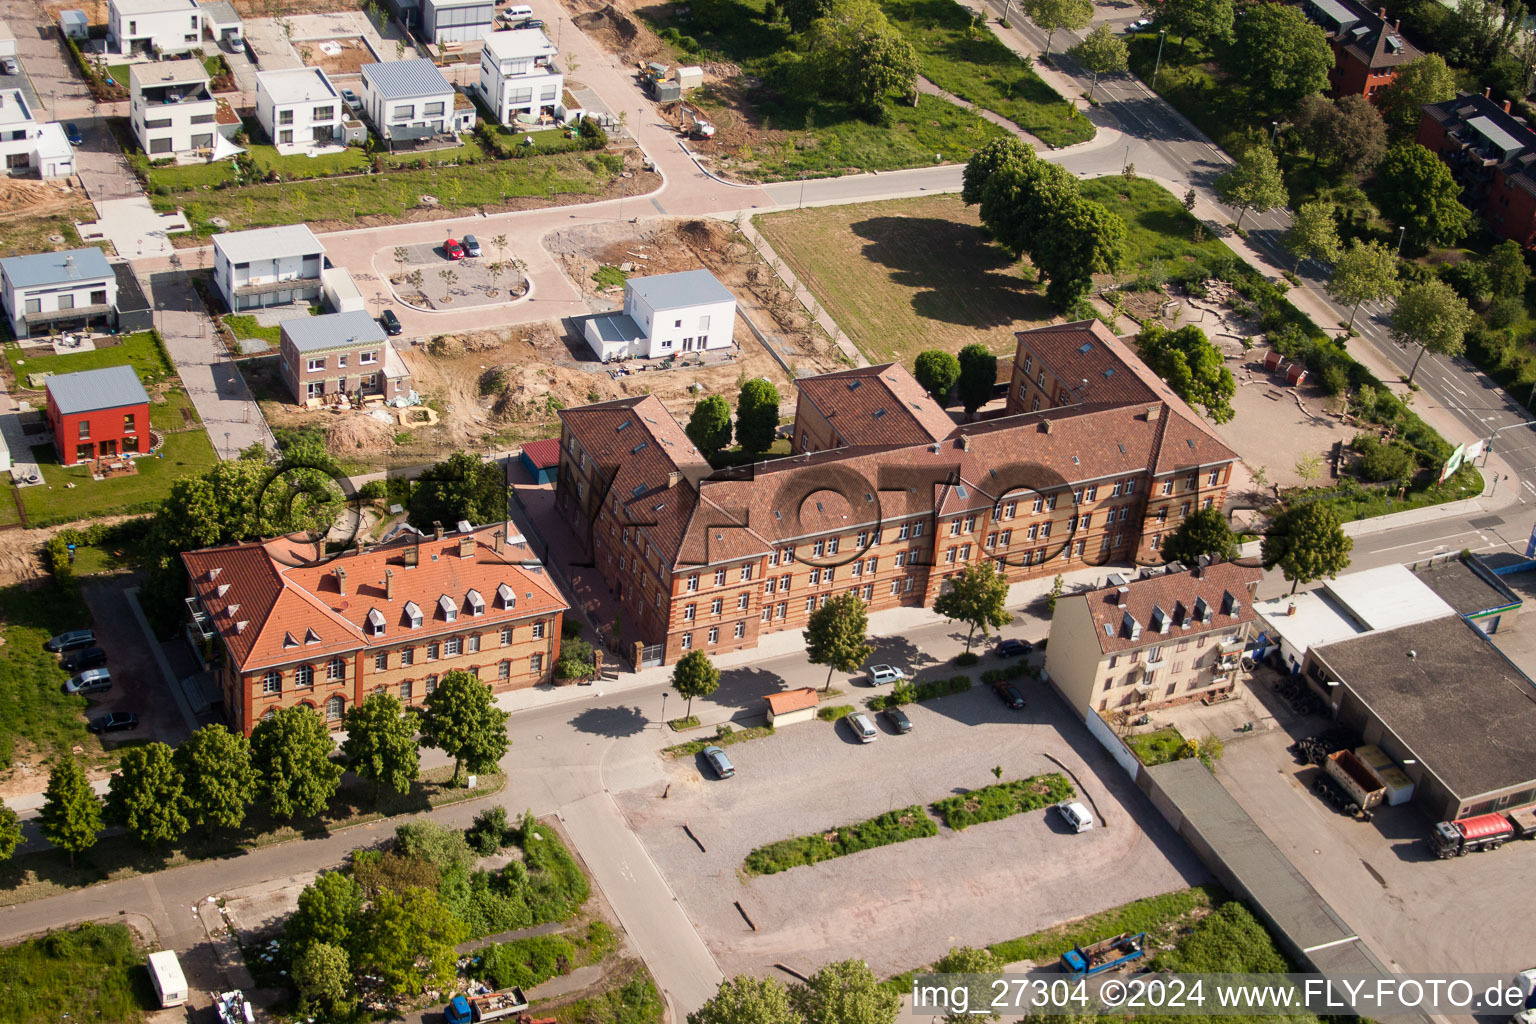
[{"left": 756, "top": 195, "right": 1050, "bottom": 365}]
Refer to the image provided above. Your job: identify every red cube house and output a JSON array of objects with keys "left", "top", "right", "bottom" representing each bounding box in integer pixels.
[{"left": 45, "top": 365, "right": 151, "bottom": 467}]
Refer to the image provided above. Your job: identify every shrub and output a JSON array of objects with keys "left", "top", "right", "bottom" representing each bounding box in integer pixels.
[
  {"left": 889, "top": 680, "right": 917, "bottom": 705},
  {"left": 555, "top": 636, "right": 594, "bottom": 681},
  {"left": 743, "top": 805, "right": 937, "bottom": 874},
  {"left": 357, "top": 479, "right": 387, "bottom": 500},
  {"left": 474, "top": 934, "right": 577, "bottom": 989},
  {"left": 466, "top": 806, "right": 509, "bottom": 856},
  {"left": 561, "top": 619, "right": 583, "bottom": 640},
  {"left": 931, "top": 773, "right": 1075, "bottom": 830},
  {"left": 955, "top": 651, "right": 980, "bottom": 667},
  {"left": 394, "top": 820, "right": 474, "bottom": 877},
  {"left": 818, "top": 704, "right": 853, "bottom": 721},
  {"left": 662, "top": 723, "right": 774, "bottom": 757}
]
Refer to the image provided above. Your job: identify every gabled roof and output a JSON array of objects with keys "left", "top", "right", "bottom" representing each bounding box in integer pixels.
[
  {"left": 281, "top": 310, "right": 386, "bottom": 353},
  {"left": 46, "top": 365, "right": 150, "bottom": 415},
  {"left": 1301, "top": 0, "right": 1418, "bottom": 71},
  {"left": 1, "top": 246, "right": 112, "bottom": 289},
  {"left": 765, "top": 687, "right": 820, "bottom": 714},
  {"left": 794, "top": 362, "right": 955, "bottom": 447},
  {"left": 557, "top": 394, "right": 711, "bottom": 511},
  {"left": 626, "top": 269, "right": 735, "bottom": 311},
  {"left": 214, "top": 224, "right": 323, "bottom": 265},
  {"left": 1075, "top": 561, "right": 1263, "bottom": 655},
  {"left": 519, "top": 438, "right": 561, "bottom": 469},
  {"left": 361, "top": 58, "right": 452, "bottom": 101}
]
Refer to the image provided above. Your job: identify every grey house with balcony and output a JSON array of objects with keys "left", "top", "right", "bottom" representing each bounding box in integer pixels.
[
  {"left": 129, "top": 58, "right": 241, "bottom": 162},
  {"left": 0, "top": 247, "right": 117, "bottom": 338},
  {"left": 213, "top": 224, "right": 325, "bottom": 312},
  {"left": 279, "top": 310, "right": 411, "bottom": 404},
  {"left": 360, "top": 59, "right": 473, "bottom": 150}
]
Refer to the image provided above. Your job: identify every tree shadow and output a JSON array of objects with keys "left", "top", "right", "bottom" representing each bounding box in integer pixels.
[
  {"left": 698, "top": 665, "right": 790, "bottom": 715},
  {"left": 849, "top": 216, "right": 1052, "bottom": 330},
  {"left": 568, "top": 704, "right": 649, "bottom": 738}
]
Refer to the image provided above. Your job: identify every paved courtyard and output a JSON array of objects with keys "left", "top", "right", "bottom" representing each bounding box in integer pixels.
[{"left": 614, "top": 684, "right": 1206, "bottom": 980}]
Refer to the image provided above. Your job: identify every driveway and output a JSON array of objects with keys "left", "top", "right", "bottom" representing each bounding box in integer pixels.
[{"left": 615, "top": 683, "right": 1206, "bottom": 979}]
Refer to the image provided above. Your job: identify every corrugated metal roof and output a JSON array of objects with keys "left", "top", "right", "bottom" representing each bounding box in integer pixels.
[
  {"left": 213, "top": 224, "right": 323, "bottom": 265},
  {"left": 1467, "top": 115, "right": 1527, "bottom": 155},
  {"left": 588, "top": 312, "right": 644, "bottom": 343},
  {"left": 626, "top": 269, "right": 734, "bottom": 310},
  {"left": 361, "top": 58, "right": 452, "bottom": 101},
  {"left": 46, "top": 365, "right": 149, "bottom": 415},
  {"left": 281, "top": 310, "right": 386, "bottom": 353},
  {"left": 1, "top": 247, "right": 112, "bottom": 288}
]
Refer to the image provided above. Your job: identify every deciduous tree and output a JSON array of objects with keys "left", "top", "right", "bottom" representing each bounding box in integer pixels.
[
  {"left": 0, "top": 799, "right": 22, "bottom": 862},
  {"left": 1283, "top": 200, "right": 1341, "bottom": 272},
  {"left": 419, "top": 669, "right": 510, "bottom": 786},
  {"left": 174, "top": 723, "right": 257, "bottom": 832},
  {"left": 250, "top": 705, "right": 343, "bottom": 820},
  {"left": 39, "top": 757, "right": 101, "bottom": 868},
  {"left": 1374, "top": 143, "right": 1472, "bottom": 248},
  {"left": 1313, "top": 94, "right": 1388, "bottom": 175},
  {"left": 1378, "top": 54, "right": 1457, "bottom": 131},
  {"left": 1022, "top": 0, "right": 1093, "bottom": 55},
  {"left": 407, "top": 451, "right": 506, "bottom": 532},
  {"left": 1068, "top": 23, "right": 1128, "bottom": 101},
  {"left": 286, "top": 870, "right": 364, "bottom": 952},
  {"left": 292, "top": 941, "right": 355, "bottom": 1018},
  {"left": 783, "top": 0, "right": 834, "bottom": 33},
  {"left": 689, "top": 975, "right": 802, "bottom": 1024},
  {"left": 106, "top": 742, "right": 190, "bottom": 848},
  {"left": 671, "top": 649, "right": 720, "bottom": 717},
  {"left": 356, "top": 885, "right": 463, "bottom": 996},
  {"left": 956, "top": 343, "right": 998, "bottom": 418},
  {"left": 1484, "top": 239, "right": 1530, "bottom": 300},
  {"left": 1135, "top": 323, "right": 1236, "bottom": 423},
  {"left": 1161, "top": 506, "right": 1238, "bottom": 565},
  {"left": 913, "top": 349, "right": 961, "bottom": 405},
  {"left": 1262, "top": 502, "right": 1352, "bottom": 593},
  {"left": 342, "top": 692, "right": 420, "bottom": 799},
  {"left": 804, "top": 592, "right": 874, "bottom": 691},
  {"left": 1232, "top": 4, "right": 1334, "bottom": 111},
  {"left": 686, "top": 395, "right": 733, "bottom": 459},
  {"left": 1213, "top": 146, "right": 1285, "bottom": 231},
  {"left": 735, "top": 378, "right": 781, "bottom": 454},
  {"left": 1032, "top": 193, "right": 1126, "bottom": 308},
  {"left": 932, "top": 946, "right": 1003, "bottom": 1023},
  {"left": 1158, "top": 0, "right": 1234, "bottom": 48},
  {"left": 1327, "top": 238, "right": 1400, "bottom": 330},
  {"left": 1390, "top": 279, "right": 1477, "bottom": 387},
  {"left": 791, "top": 958, "right": 900, "bottom": 1024},
  {"left": 801, "top": 0, "right": 918, "bottom": 117},
  {"left": 933, "top": 562, "right": 1013, "bottom": 652}
]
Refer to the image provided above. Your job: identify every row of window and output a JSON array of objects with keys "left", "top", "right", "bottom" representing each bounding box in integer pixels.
[
  {"left": 76, "top": 413, "right": 137, "bottom": 441},
  {"left": 276, "top": 105, "right": 336, "bottom": 125},
  {"left": 22, "top": 290, "right": 110, "bottom": 314},
  {"left": 1106, "top": 633, "right": 1240, "bottom": 670},
  {"left": 1097, "top": 675, "right": 1225, "bottom": 712},
  {"left": 259, "top": 624, "right": 547, "bottom": 692},
  {"left": 305, "top": 351, "right": 378, "bottom": 373},
  {"left": 257, "top": 654, "right": 547, "bottom": 701}
]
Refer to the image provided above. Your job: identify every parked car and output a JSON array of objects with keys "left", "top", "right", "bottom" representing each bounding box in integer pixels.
[
  {"left": 89, "top": 711, "right": 139, "bottom": 734},
  {"left": 845, "top": 712, "right": 878, "bottom": 743},
  {"left": 702, "top": 745, "right": 734, "bottom": 779},
  {"left": 995, "top": 683, "right": 1026, "bottom": 709},
  {"left": 444, "top": 237, "right": 466, "bottom": 260},
  {"left": 1128, "top": 16, "right": 1151, "bottom": 31},
  {"left": 340, "top": 88, "right": 362, "bottom": 112},
  {"left": 882, "top": 707, "right": 912, "bottom": 734},
  {"left": 64, "top": 122, "right": 84, "bottom": 146},
  {"left": 64, "top": 668, "right": 111, "bottom": 695},
  {"left": 1, "top": 58, "right": 18, "bottom": 76},
  {"left": 379, "top": 308, "right": 403, "bottom": 335},
  {"left": 462, "top": 234, "right": 482, "bottom": 257},
  {"left": 45, "top": 629, "right": 95, "bottom": 653},
  {"left": 1056, "top": 800, "right": 1094, "bottom": 833},
  {"left": 867, "top": 664, "right": 906, "bottom": 686},
  {"left": 521, "top": 17, "right": 545, "bottom": 29},
  {"left": 63, "top": 646, "right": 107, "bottom": 672},
  {"left": 995, "top": 638, "right": 1033, "bottom": 658}
]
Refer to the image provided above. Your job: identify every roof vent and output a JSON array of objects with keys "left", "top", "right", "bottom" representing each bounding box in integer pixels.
[
  {"left": 225, "top": 603, "right": 241, "bottom": 618},
  {"left": 283, "top": 631, "right": 298, "bottom": 648},
  {"left": 305, "top": 627, "right": 321, "bottom": 643},
  {"left": 216, "top": 584, "right": 230, "bottom": 597},
  {"left": 457, "top": 520, "right": 473, "bottom": 534},
  {"left": 207, "top": 567, "right": 222, "bottom": 581},
  {"left": 235, "top": 620, "right": 248, "bottom": 634}
]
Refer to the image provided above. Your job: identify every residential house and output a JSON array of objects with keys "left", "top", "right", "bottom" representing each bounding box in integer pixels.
[
  {"left": 555, "top": 321, "right": 1239, "bottom": 667},
  {"left": 181, "top": 522, "right": 569, "bottom": 736},
  {"left": 0, "top": 247, "right": 116, "bottom": 338},
  {"left": 0, "top": 89, "right": 75, "bottom": 179},
  {"left": 478, "top": 29, "right": 562, "bottom": 125},
  {"left": 1045, "top": 561, "right": 1263, "bottom": 716},
  {"left": 107, "top": 0, "right": 202, "bottom": 56},
  {"left": 421, "top": 0, "right": 495, "bottom": 44},
  {"left": 359, "top": 59, "right": 473, "bottom": 148},
  {"left": 1299, "top": 0, "right": 1418, "bottom": 99},
  {"left": 45, "top": 365, "right": 151, "bottom": 466},
  {"left": 1418, "top": 91, "right": 1536, "bottom": 247},
  {"left": 279, "top": 309, "right": 411, "bottom": 403},
  {"left": 580, "top": 269, "right": 735, "bottom": 362},
  {"left": 791, "top": 362, "right": 955, "bottom": 454},
  {"left": 129, "top": 58, "right": 240, "bottom": 162},
  {"left": 213, "top": 224, "right": 325, "bottom": 312},
  {"left": 255, "top": 67, "right": 344, "bottom": 152},
  {"left": 198, "top": 0, "right": 242, "bottom": 49}
]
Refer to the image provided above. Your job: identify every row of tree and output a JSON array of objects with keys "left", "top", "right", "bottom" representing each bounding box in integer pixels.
[
  {"left": 686, "top": 378, "right": 782, "bottom": 462},
  {"left": 25, "top": 672, "right": 509, "bottom": 863},
  {"left": 912, "top": 345, "right": 998, "bottom": 417}
]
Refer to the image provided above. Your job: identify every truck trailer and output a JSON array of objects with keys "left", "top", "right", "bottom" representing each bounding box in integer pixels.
[
  {"left": 1428, "top": 813, "right": 1514, "bottom": 858},
  {"left": 1324, "top": 750, "right": 1386, "bottom": 813},
  {"left": 444, "top": 987, "right": 530, "bottom": 1023},
  {"left": 147, "top": 950, "right": 187, "bottom": 1008},
  {"left": 1061, "top": 932, "right": 1146, "bottom": 975}
]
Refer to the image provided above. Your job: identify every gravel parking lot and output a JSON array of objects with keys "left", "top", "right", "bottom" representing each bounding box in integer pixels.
[
  {"left": 78, "top": 580, "right": 192, "bottom": 746},
  {"left": 615, "top": 684, "right": 1206, "bottom": 979}
]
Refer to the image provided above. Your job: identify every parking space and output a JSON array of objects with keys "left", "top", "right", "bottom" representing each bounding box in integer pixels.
[
  {"left": 75, "top": 580, "right": 193, "bottom": 746},
  {"left": 615, "top": 685, "right": 1206, "bottom": 978}
]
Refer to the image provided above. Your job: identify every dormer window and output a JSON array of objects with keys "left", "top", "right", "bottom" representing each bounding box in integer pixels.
[
  {"left": 404, "top": 601, "right": 423, "bottom": 628},
  {"left": 283, "top": 631, "right": 298, "bottom": 648},
  {"left": 467, "top": 589, "right": 485, "bottom": 616},
  {"left": 367, "top": 607, "right": 386, "bottom": 636},
  {"left": 438, "top": 594, "right": 457, "bottom": 622},
  {"left": 305, "top": 627, "right": 321, "bottom": 644},
  {"left": 497, "top": 582, "right": 516, "bottom": 609}
]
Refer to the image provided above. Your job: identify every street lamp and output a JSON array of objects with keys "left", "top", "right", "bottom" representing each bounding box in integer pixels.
[
  {"left": 660, "top": 691, "right": 668, "bottom": 730},
  {"left": 1395, "top": 224, "right": 1407, "bottom": 257},
  {"left": 1151, "top": 29, "right": 1168, "bottom": 90},
  {"left": 798, "top": 171, "right": 807, "bottom": 210},
  {"left": 1270, "top": 120, "right": 1279, "bottom": 146}
]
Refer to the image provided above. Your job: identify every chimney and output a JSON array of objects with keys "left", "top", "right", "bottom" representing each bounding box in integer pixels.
[
  {"left": 385, "top": 568, "right": 395, "bottom": 600},
  {"left": 1486, "top": 86, "right": 1493, "bottom": 99},
  {"left": 1146, "top": 405, "right": 1161, "bottom": 422},
  {"left": 1505, "top": 100, "right": 1513, "bottom": 114},
  {"left": 667, "top": 470, "right": 683, "bottom": 487},
  {"left": 354, "top": 537, "right": 364, "bottom": 554},
  {"left": 961, "top": 435, "right": 971, "bottom": 452},
  {"left": 433, "top": 520, "right": 444, "bottom": 540},
  {"left": 1116, "top": 586, "right": 1129, "bottom": 609},
  {"left": 459, "top": 533, "right": 475, "bottom": 558},
  {"left": 404, "top": 537, "right": 419, "bottom": 567},
  {"left": 335, "top": 567, "right": 347, "bottom": 596},
  {"left": 494, "top": 529, "right": 505, "bottom": 554},
  {"left": 1287, "top": 602, "right": 1296, "bottom": 616},
  {"left": 1394, "top": 18, "right": 1400, "bottom": 30},
  {"left": 1378, "top": 5, "right": 1385, "bottom": 17},
  {"left": 1041, "top": 419, "right": 1053, "bottom": 434}
]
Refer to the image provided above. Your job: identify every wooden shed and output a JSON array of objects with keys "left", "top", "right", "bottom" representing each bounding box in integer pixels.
[
  {"left": 1285, "top": 363, "right": 1308, "bottom": 387},
  {"left": 764, "top": 687, "right": 820, "bottom": 726},
  {"left": 1263, "top": 349, "right": 1284, "bottom": 372}
]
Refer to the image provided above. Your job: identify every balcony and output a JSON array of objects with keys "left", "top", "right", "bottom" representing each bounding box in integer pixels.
[
  {"left": 231, "top": 275, "right": 322, "bottom": 297},
  {"left": 141, "top": 85, "right": 214, "bottom": 107}
]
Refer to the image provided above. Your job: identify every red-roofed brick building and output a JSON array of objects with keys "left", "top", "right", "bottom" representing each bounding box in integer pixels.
[
  {"left": 1045, "top": 561, "right": 1263, "bottom": 715},
  {"left": 555, "top": 323, "right": 1239, "bottom": 668},
  {"left": 1299, "top": 0, "right": 1419, "bottom": 100},
  {"left": 182, "top": 522, "right": 568, "bottom": 735}
]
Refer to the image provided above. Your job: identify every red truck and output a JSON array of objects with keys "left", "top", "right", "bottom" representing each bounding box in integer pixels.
[{"left": 1428, "top": 813, "right": 1515, "bottom": 859}]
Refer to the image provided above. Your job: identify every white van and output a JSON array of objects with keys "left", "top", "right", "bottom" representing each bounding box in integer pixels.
[
  {"left": 502, "top": 4, "right": 533, "bottom": 23},
  {"left": 1056, "top": 800, "right": 1094, "bottom": 833},
  {"left": 147, "top": 950, "right": 188, "bottom": 1008}
]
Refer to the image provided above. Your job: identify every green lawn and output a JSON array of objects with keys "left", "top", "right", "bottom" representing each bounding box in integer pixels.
[
  {"left": 0, "top": 923, "right": 149, "bottom": 1024},
  {"left": 148, "top": 387, "right": 201, "bottom": 432},
  {"left": 0, "top": 579, "right": 94, "bottom": 769},
  {"left": 886, "top": 0, "right": 1094, "bottom": 148},
  {"left": 1126, "top": 727, "right": 1187, "bottom": 766},
  {"left": 19, "top": 429, "right": 219, "bottom": 527},
  {"left": 222, "top": 314, "right": 283, "bottom": 345},
  {"left": 5, "top": 331, "right": 173, "bottom": 391},
  {"left": 1080, "top": 177, "right": 1233, "bottom": 278}
]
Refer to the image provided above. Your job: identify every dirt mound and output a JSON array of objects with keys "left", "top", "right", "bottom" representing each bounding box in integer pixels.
[
  {"left": 325, "top": 413, "right": 397, "bottom": 455},
  {"left": 0, "top": 180, "right": 79, "bottom": 217},
  {"left": 458, "top": 330, "right": 506, "bottom": 353},
  {"left": 570, "top": 3, "right": 657, "bottom": 60}
]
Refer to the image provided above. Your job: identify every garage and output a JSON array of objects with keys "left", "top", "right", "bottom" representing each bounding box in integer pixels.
[{"left": 764, "top": 687, "right": 819, "bottom": 726}]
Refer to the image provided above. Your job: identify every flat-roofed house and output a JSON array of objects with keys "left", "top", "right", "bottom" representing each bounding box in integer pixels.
[
  {"left": 478, "top": 29, "right": 562, "bottom": 125},
  {"left": 213, "top": 224, "right": 325, "bottom": 312},
  {"left": 107, "top": 0, "right": 202, "bottom": 56},
  {"left": 256, "top": 66, "right": 344, "bottom": 153}
]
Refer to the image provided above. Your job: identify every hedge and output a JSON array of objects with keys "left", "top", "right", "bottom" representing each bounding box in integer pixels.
[
  {"left": 743, "top": 805, "right": 937, "bottom": 875},
  {"left": 931, "top": 773, "right": 1075, "bottom": 831},
  {"left": 662, "top": 722, "right": 774, "bottom": 758},
  {"left": 869, "top": 674, "right": 971, "bottom": 711},
  {"left": 980, "top": 664, "right": 1034, "bottom": 686},
  {"left": 817, "top": 704, "right": 854, "bottom": 721}
]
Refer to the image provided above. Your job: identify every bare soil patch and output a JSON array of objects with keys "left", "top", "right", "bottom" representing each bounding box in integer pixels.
[{"left": 298, "top": 36, "right": 377, "bottom": 75}]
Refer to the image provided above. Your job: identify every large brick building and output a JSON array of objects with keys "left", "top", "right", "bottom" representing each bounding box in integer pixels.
[
  {"left": 1299, "top": 0, "right": 1419, "bottom": 99},
  {"left": 1418, "top": 91, "right": 1536, "bottom": 247},
  {"left": 182, "top": 522, "right": 567, "bottom": 735},
  {"left": 555, "top": 320, "right": 1239, "bottom": 667}
]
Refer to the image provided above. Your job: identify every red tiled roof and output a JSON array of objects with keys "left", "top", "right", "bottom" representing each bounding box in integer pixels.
[
  {"left": 520, "top": 438, "right": 562, "bottom": 469},
  {"left": 794, "top": 363, "right": 955, "bottom": 447},
  {"left": 557, "top": 394, "right": 710, "bottom": 506},
  {"left": 765, "top": 687, "right": 820, "bottom": 714},
  {"left": 182, "top": 524, "right": 568, "bottom": 672},
  {"left": 1079, "top": 561, "right": 1263, "bottom": 654}
]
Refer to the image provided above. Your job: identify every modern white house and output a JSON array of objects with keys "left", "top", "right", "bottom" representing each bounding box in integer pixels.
[
  {"left": 0, "top": 248, "right": 117, "bottom": 339},
  {"left": 198, "top": 0, "right": 242, "bottom": 50},
  {"left": 359, "top": 59, "right": 473, "bottom": 147},
  {"left": 478, "top": 29, "right": 562, "bottom": 125},
  {"left": 107, "top": 0, "right": 203, "bottom": 56},
  {"left": 581, "top": 269, "right": 736, "bottom": 362},
  {"left": 213, "top": 224, "right": 326, "bottom": 312},
  {"left": 255, "top": 67, "right": 344, "bottom": 152},
  {"left": 421, "top": 0, "right": 495, "bottom": 44},
  {"left": 0, "top": 91, "right": 75, "bottom": 179},
  {"left": 129, "top": 59, "right": 241, "bottom": 162}
]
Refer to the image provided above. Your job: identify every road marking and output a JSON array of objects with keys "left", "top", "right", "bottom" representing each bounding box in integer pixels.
[
  {"left": 1302, "top": 936, "right": 1362, "bottom": 953},
  {"left": 1524, "top": 480, "right": 1536, "bottom": 496}
]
